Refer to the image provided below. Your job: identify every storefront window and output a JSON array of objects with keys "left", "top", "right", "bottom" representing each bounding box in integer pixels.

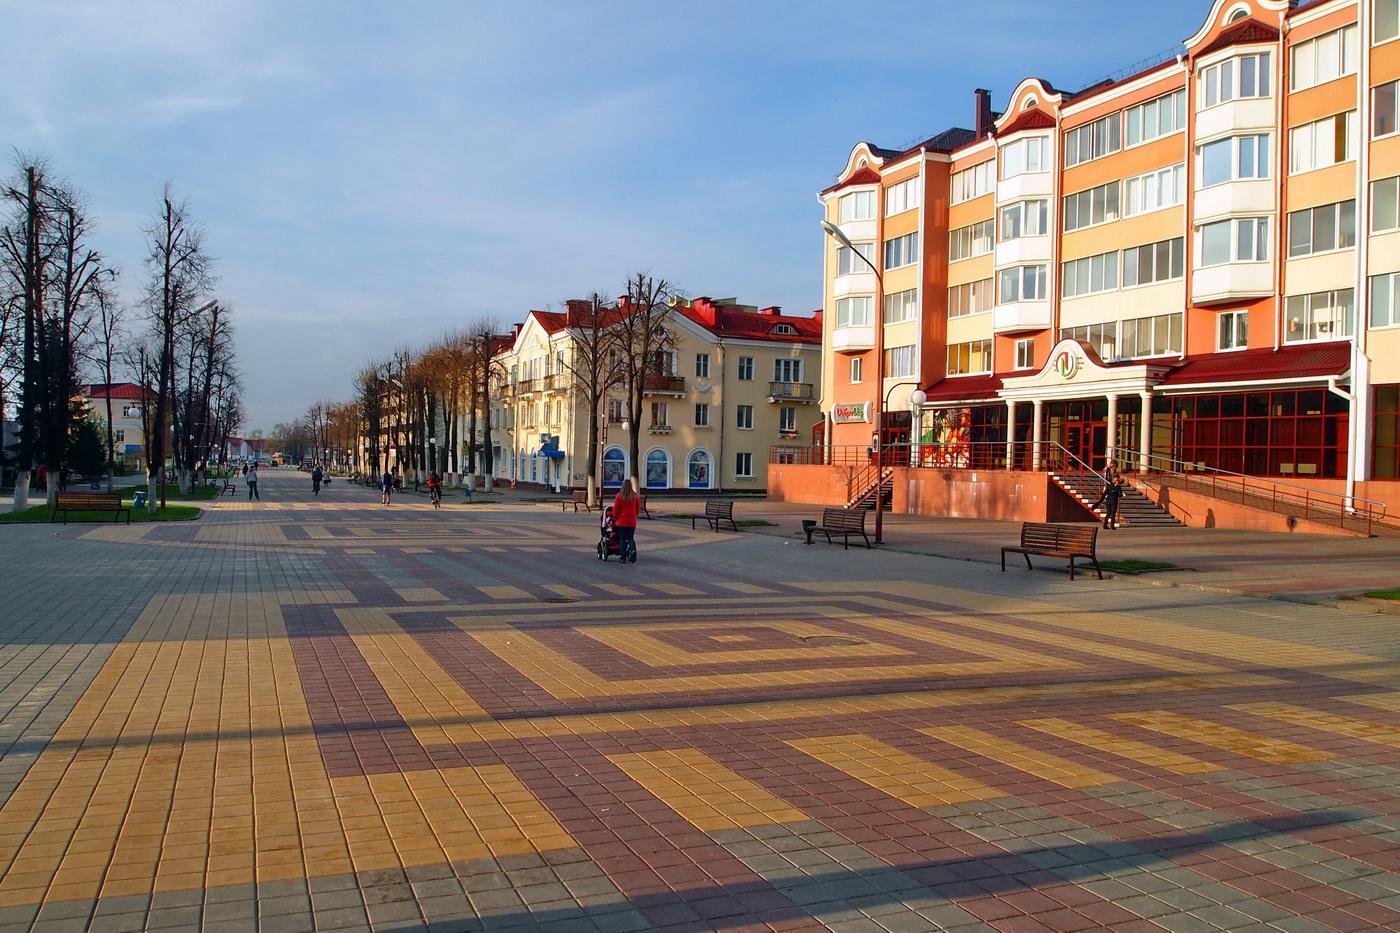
[
  {"left": 1375, "top": 386, "right": 1400, "bottom": 479},
  {"left": 1163, "top": 388, "right": 1348, "bottom": 477}
]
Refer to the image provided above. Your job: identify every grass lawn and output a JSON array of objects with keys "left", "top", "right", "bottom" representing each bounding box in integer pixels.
[
  {"left": 1363, "top": 588, "right": 1400, "bottom": 600},
  {"left": 0, "top": 503, "right": 201, "bottom": 524},
  {"left": 1099, "top": 558, "right": 1178, "bottom": 574}
]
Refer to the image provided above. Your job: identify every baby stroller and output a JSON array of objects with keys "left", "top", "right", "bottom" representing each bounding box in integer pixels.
[{"left": 597, "top": 507, "right": 622, "bottom": 561}]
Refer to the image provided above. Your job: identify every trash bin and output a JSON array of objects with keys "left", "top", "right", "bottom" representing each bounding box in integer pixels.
[
  {"left": 801, "top": 519, "right": 818, "bottom": 544},
  {"left": 132, "top": 491, "right": 147, "bottom": 509}
]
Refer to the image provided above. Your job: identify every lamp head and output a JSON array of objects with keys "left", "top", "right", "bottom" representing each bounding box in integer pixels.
[
  {"left": 909, "top": 389, "right": 927, "bottom": 407},
  {"left": 820, "top": 220, "right": 855, "bottom": 251}
]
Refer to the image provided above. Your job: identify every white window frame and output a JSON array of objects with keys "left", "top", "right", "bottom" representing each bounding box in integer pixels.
[
  {"left": 949, "top": 219, "right": 995, "bottom": 261},
  {"left": 1122, "top": 237, "right": 1185, "bottom": 288},
  {"left": 779, "top": 407, "right": 797, "bottom": 433},
  {"left": 948, "top": 278, "right": 994, "bottom": 318},
  {"left": 883, "top": 232, "right": 919, "bottom": 270},
  {"left": 1061, "top": 251, "right": 1119, "bottom": 298},
  {"left": 1288, "top": 200, "right": 1357, "bottom": 257},
  {"left": 1063, "top": 181, "right": 1120, "bottom": 232},
  {"left": 835, "top": 297, "right": 873, "bottom": 328},
  {"left": 998, "top": 199, "right": 1049, "bottom": 241},
  {"left": 849, "top": 357, "right": 863, "bottom": 384},
  {"left": 1198, "top": 216, "right": 1270, "bottom": 267},
  {"left": 774, "top": 358, "right": 802, "bottom": 382},
  {"left": 1064, "top": 112, "right": 1122, "bottom": 168},
  {"left": 1285, "top": 289, "right": 1355, "bottom": 342},
  {"left": 838, "top": 189, "right": 875, "bottom": 223},
  {"left": 1199, "top": 51, "right": 1272, "bottom": 109},
  {"left": 1379, "top": 0, "right": 1400, "bottom": 46},
  {"left": 997, "top": 265, "right": 1047, "bottom": 304},
  {"left": 734, "top": 452, "right": 753, "bottom": 479},
  {"left": 947, "top": 339, "right": 993, "bottom": 376},
  {"left": 1014, "top": 338, "right": 1035, "bottom": 370},
  {"left": 1125, "top": 89, "right": 1186, "bottom": 147},
  {"left": 1289, "top": 111, "right": 1357, "bottom": 174},
  {"left": 1199, "top": 133, "right": 1270, "bottom": 187},
  {"left": 736, "top": 405, "right": 754, "bottom": 430},
  {"left": 694, "top": 402, "right": 710, "bottom": 427},
  {"left": 882, "top": 288, "right": 918, "bottom": 324},
  {"left": 737, "top": 356, "right": 754, "bottom": 380},
  {"left": 695, "top": 353, "right": 710, "bottom": 378},
  {"left": 1374, "top": 176, "right": 1400, "bottom": 233},
  {"left": 1218, "top": 310, "right": 1249, "bottom": 351},
  {"left": 885, "top": 176, "right": 920, "bottom": 216},
  {"left": 836, "top": 242, "right": 877, "bottom": 276},
  {"left": 951, "top": 161, "right": 995, "bottom": 204},
  {"left": 1375, "top": 80, "right": 1400, "bottom": 139},
  {"left": 650, "top": 401, "right": 669, "bottom": 428},
  {"left": 883, "top": 344, "right": 915, "bottom": 378},
  {"left": 1118, "top": 312, "right": 1184, "bottom": 359},
  {"left": 1370, "top": 272, "right": 1400, "bottom": 327},
  {"left": 1291, "top": 25, "right": 1358, "bottom": 91},
  {"left": 1000, "top": 136, "right": 1049, "bottom": 179},
  {"left": 1124, "top": 163, "right": 1185, "bottom": 217}
]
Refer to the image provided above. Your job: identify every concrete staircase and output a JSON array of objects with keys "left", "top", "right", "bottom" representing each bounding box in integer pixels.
[{"left": 1050, "top": 472, "right": 1181, "bottom": 527}]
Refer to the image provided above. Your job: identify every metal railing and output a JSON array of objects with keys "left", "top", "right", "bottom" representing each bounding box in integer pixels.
[
  {"left": 643, "top": 374, "right": 686, "bottom": 393},
  {"left": 767, "top": 381, "right": 816, "bottom": 401}
]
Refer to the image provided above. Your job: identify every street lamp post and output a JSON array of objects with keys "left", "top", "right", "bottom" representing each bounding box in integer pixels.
[
  {"left": 872, "top": 383, "right": 927, "bottom": 545},
  {"left": 428, "top": 436, "right": 437, "bottom": 476}
]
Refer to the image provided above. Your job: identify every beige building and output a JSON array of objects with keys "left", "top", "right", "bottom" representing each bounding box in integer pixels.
[
  {"left": 82, "top": 383, "right": 151, "bottom": 471},
  {"left": 492, "top": 297, "right": 822, "bottom": 493}
]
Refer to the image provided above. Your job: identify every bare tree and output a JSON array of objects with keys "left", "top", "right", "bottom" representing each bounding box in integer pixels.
[
  {"left": 558, "top": 295, "right": 624, "bottom": 506},
  {"left": 1, "top": 161, "right": 51, "bottom": 511},
  {"left": 613, "top": 273, "right": 677, "bottom": 488},
  {"left": 86, "top": 280, "right": 125, "bottom": 491}
]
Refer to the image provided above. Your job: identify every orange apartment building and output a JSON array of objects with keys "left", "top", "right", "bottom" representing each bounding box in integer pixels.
[{"left": 804, "top": 0, "right": 1400, "bottom": 529}]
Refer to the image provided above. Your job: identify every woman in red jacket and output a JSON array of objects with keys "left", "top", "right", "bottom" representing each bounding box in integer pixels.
[{"left": 611, "top": 479, "right": 641, "bottom": 563}]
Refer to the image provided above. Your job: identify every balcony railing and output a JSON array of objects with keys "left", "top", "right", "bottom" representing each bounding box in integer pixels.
[
  {"left": 768, "top": 381, "right": 815, "bottom": 402},
  {"left": 648, "top": 424, "right": 672, "bottom": 435},
  {"left": 643, "top": 374, "right": 686, "bottom": 394},
  {"left": 517, "top": 379, "right": 538, "bottom": 393}
]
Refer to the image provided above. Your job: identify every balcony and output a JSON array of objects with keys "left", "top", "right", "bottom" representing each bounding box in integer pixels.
[
  {"left": 517, "top": 378, "right": 538, "bottom": 394},
  {"left": 648, "top": 424, "right": 672, "bottom": 435},
  {"left": 996, "top": 171, "right": 1053, "bottom": 205},
  {"left": 767, "top": 381, "right": 816, "bottom": 402},
  {"left": 1191, "top": 261, "right": 1273, "bottom": 306},
  {"left": 831, "top": 325, "right": 874, "bottom": 354},
  {"left": 1195, "top": 98, "right": 1274, "bottom": 143},
  {"left": 832, "top": 272, "right": 876, "bottom": 299},
  {"left": 992, "top": 299, "right": 1052, "bottom": 334},
  {"left": 1193, "top": 179, "right": 1274, "bottom": 224},
  {"left": 994, "top": 235, "right": 1051, "bottom": 268},
  {"left": 643, "top": 374, "right": 686, "bottom": 394},
  {"left": 541, "top": 374, "right": 566, "bottom": 392}
]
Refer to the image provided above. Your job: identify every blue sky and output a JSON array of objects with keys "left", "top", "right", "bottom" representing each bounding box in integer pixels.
[{"left": 3, "top": 0, "right": 1209, "bottom": 429}]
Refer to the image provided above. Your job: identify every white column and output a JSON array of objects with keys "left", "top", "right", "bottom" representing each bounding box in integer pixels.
[
  {"left": 1031, "top": 399, "right": 1045, "bottom": 471},
  {"left": 1005, "top": 400, "right": 1017, "bottom": 469},
  {"left": 1139, "top": 390, "right": 1153, "bottom": 473},
  {"left": 1106, "top": 394, "right": 1119, "bottom": 469}
]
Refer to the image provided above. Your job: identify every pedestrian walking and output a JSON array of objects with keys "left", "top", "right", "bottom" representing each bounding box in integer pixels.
[
  {"left": 311, "top": 464, "right": 324, "bottom": 496},
  {"left": 380, "top": 470, "right": 394, "bottom": 505},
  {"left": 611, "top": 479, "right": 641, "bottom": 564},
  {"left": 241, "top": 463, "right": 248, "bottom": 477},
  {"left": 247, "top": 463, "right": 260, "bottom": 501},
  {"left": 1093, "top": 466, "right": 1124, "bottom": 529}
]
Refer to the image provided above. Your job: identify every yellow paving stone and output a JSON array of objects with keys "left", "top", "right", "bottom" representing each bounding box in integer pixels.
[
  {"left": 582, "top": 622, "right": 905, "bottom": 667},
  {"left": 1229, "top": 702, "right": 1400, "bottom": 750},
  {"left": 1342, "top": 691, "right": 1400, "bottom": 713},
  {"left": 609, "top": 748, "right": 805, "bottom": 832},
  {"left": 1018, "top": 717, "right": 1223, "bottom": 774},
  {"left": 786, "top": 734, "right": 1001, "bottom": 807},
  {"left": 479, "top": 584, "right": 531, "bottom": 600},
  {"left": 919, "top": 725, "right": 1121, "bottom": 788},
  {"left": 594, "top": 583, "right": 640, "bottom": 597},
  {"left": 542, "top": 584, "right": 588, "bottom": 600},
  {"left": 1108, "top": 710, "right": 1333, "bottom": 765},
  {"left": 641, "top": 582, "right": 704, "bottom": 596},
  {"left": 714, "top": 581, "right": 777, "bottom": 594}
]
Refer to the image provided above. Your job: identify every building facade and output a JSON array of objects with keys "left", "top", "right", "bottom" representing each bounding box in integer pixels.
[
  {"left": 818, "top": 0, "right": 1400, "bottom": 507},
  {"left": 494, "top": 297, "right": 822, "bottom": 493},
  {"left": 82, "top": 383, "right": 152, "bottom": 471}
]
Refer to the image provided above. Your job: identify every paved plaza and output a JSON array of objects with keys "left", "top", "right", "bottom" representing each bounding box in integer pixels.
[{"left": 0, "top": 472, "right": 1399, "bottom": 931}]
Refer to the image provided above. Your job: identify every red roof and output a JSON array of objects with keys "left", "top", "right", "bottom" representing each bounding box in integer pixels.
[
  {"left": 86, "top": 382, "right": 152, "bottom": 401},
  {"left": 996, "top": 109, "right": 1056, "bottom": 136},
  {"left": 921, "top": 374, "right": 1003, "bottom": 402},
  {"left": 672, "top": 298, "right": 821, "bottom": 344},
  {"left": 528, "top": 310, "right": 568, "bottom": 335},
  {"left": 821, "top": 165, "right": 882, "bottom": 196},
  {"left": 1196, "top": 18, "right": 1279, "bottom": 58},
  {"left": 1159, "top": 342, "right": 1350, "bottom": 387}
]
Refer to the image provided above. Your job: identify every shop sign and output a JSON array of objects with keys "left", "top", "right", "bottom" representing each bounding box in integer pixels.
[
  {"left": 832, "top": 402, "right": 870, "bottom": 423},
  {"left": 1053, "top": 349, "right": 1080, "bottom": 380}
]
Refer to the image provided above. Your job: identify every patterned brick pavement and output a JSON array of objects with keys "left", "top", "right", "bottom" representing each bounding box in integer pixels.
[{"left": 0, "top": 471, "right": 1398, "bottom": 931}]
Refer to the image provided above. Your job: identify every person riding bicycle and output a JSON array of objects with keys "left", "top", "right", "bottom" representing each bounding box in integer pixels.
[
  {"left": 426, "top": 470, "right": 442, "bottom": 508},
  {"left": 311, "top": 463, "right": 324, "bottom": 495}
]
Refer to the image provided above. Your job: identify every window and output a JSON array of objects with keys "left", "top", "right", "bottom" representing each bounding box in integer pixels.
[
  {"left": 1123, "top": 237, "right": 1185, "bottom": 287},
  {"left": 997, "top": 265, "right": 1047, "bottom": 303},
  {"left": 1014, "top": 338, "right": 1035, "bottom": 370},
  {"left": 1291, "top": 25, "right": 1358, "bottom": 91},
  {"left": 737, "top": 356, "right": 754, "bottom": 380},
  {"left": 849, "top": 357, "right": 863, "bottom": 383},
  {"left": 951, "top": 160, "right": 995, "bottom": 203},
  {"left": 774, "top": 358, "right": 802, "bottom": 382},
  {"left": 885, "top": 176, "right": 920, "bottom": 216},
  {"left": 1285, "top": 289, "right": 1355, "bottom": 342},
  {"left": 999, "top": 200, "right": 1049, "bottom": 241},
  {"left": 1061, "top": 251, "right": 1119, "bottom": 298},
  {"left": 1381, "top": 0, "right": 1400, "bottom": 44},
  {"left": 1064, "top": 112, "right": 1122, "bottom": 167},
  {"left": 948, "top": 278, "right": 994, "bottom": 317},
  {"left": 949, "top": 220, "right": 994, "bottom": 261},
  {"left": 835, "top": 297, "right": 873, "bottom": 328},
  {"left": 1376, "top": 386, "right": 1400, "bottom": 480},
  {"left": 1124, "top": 163, "right": 1185, "bottom": 216},
  {"left": 1118, "top": 313, "right": 1184, "bottom": 358},
  {"left": 884, "top": 344, "right": 915, "bottom": 378},
  {"left": 1219, "top": 310, "right": 1249, "bottom": 350},
  {"left": 947, "top": 340, "right": 993, "bottom": 375},
  {"left": 772, "top": 323, "right": 797, "bottom": 335},
  {"left": 735, "top": 452, "right": 753, "bottom": 478},
  {"left": 695, "top": 353, "right": 710, "bottom": 378},
  {"left": 606, "top": 398, "right": 623, "bottom": 423},
  {"left": 838, "top": 190, "right": 874, "bottom": 222},
  {"left": 115, "top": 429, "right": 126, "bottom": 444},
  {"left": 1125, "top": 89, "right": 1186, "bottom": 146},
  {"left": 645, "top": 449, "right": 669, "bottom": 488},
  {"left": 1288, "top": 200, "right": 1356, "bottom": 256},
  {"left": 1001, "top": 136, "right": 1049, "bottom": 178},
  {"left": 695, "top": 403, "right": 710, "bottom": 427},
  {"left": 1060, "top": 323, "right": 1118, "bottom": 360},
  {"left": 650, "top": 401, "right": 669, "bottom": 428},
  {"left": 1063, "top": 182, "right": 1120, "bottom": 232},
  {"left": 836, "top": 242, "right": 876, "bottom": 276},
  {"left": 1199, "top": 52, "right": 1271, "bottom": 108},
  {"left": 1370, "top": 273, "right": 1400, "bottom": 326},
  {"left": 1289, "top": 111, "right": 1357, "bottom": 173},
  {"left": 1376, "top": 80, "right": 1400, "bottom": 137},
  {"left": 1200, "top": 134, "right": 1270, "bottom": 186},
  {"left": 779, "top": 407, "right": 797, "bottom": 433},
  {"left": 736, "top": 405, "right": 753, "bottom": 429},
  {"left": 1373, "top": 176, "right": 1400, "bottom": 232},
  {"left": 883, "top": 288, "right": 918, "bottom": 324},
  {"left": 687, "top": 449, "right": 712, "bottom": 488},
  {"left": 883, "top": 232, "right": 918, "bottom": 270},
  {"left": 1199, "top": 217, "right": 1270, "bottom": 266}
]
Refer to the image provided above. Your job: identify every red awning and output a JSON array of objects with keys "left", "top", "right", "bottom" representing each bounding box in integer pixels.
[
  {"left": 921, "top": 374, "right": 1003, "bottom": 403},
  {"left": 1159, "top": 342, "right": 1350, "bottom": 388}
]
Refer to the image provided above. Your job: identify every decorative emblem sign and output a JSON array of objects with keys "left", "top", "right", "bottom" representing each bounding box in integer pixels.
[{"left": 1054, "top": 350, "right": 1079, "bottom": 380}]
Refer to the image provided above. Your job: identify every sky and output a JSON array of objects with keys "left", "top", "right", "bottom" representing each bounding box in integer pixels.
[{"left": 3, "top": 0, "right": 1210, "bottom": 430}]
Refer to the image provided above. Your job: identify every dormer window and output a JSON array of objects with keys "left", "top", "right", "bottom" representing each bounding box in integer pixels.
[
  {"left": 1199, "top": 51, "right": 1271, "bottom": 109},
  {"left": 1227, "top": 7, "right": 1249, "bottom": 23},
  {"left": 771, "top": 323, "right": 797, "bottom": 336}
]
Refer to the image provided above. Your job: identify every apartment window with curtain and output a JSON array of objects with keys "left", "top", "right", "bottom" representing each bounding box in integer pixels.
[
  {"left": 883, "top": 232, "right": 918, "bottom": 270},
  {"left": 1289, "top": 111, "right": 1357, "bottom": 173},
  {"left": 835, "top": 297, "right": 872, "bottom": 328},
  {"left": 1291, "top": 25, "right": 1358, "bottom": 91},
  {"left": 694, "top": 403, "right": 710, "bottom": 427},
  {"left": 1288, "top": 200, "right": 1356, "bottom": 257},
  {"left": 1064, "top": 112, "right": 1122, "bottom": 167},
  {"left": 1119, "top": 313, "right": 1183, "bottom": 358},
  {"left": 882, "top": 288, "right": 918, "bottom": 324},
  {"left": 650, "top": 401, "right": 669, "bottom": 428},
  {"left": 950, "top": 161, "right": 995, "bottom": 203},
  {"left": 779, "top": 407, "right": 797, "bottom": 433},
  {"left": 1124, "top": 163, "right": 1185, "bottom": 216},
  {"left": 1376, "top": 80, "right": 1400, "bottom": 137},
  {"left": 736, "top": 405, "right": 753, "bottom": 430},
  {"left": 948, "top": 279, "right": 994, "bottom": 317},
  {"left": 1014, "top": 338, "right": 1035, "bottom": 370},
  {"left": 947, "top": 340, "right": 992, "bottom": 375},
  {"left": 1199, "top": 52, "right": 1271, "bottom": 108},
  {"left": 695, "top": 353, "right": 710, "bottom": 378},
  {"left": 1285, "top": 289, "right": 1355, "bottom": 342},
  {"left": 1380, "top": 0, "right": 1400, "bottom": 44},
  {"left": 1200, "top": 134, "right": 1270, "bottom": 186},
  {"left": 774, "top": 359, "right": 802, "bottom": 382},
  {"left": 883, "top": 344, "right": 915, "bottom": 378},
  {"left": 1199, "top": 217, "right": 1270, "bottom": 267},
  {"left": 1373, "top": 176, "right": 1400, "bottom": 231},
  {"left": 1125, "top": 89, "right": 1186, "bottom": 146},
  {"left": 838, "top": 190, "right": 875, "bottom": 222},
  {"left": 999, "top": 200, "right": 1049, "bottom": 241},
  {"left": 737, "top": 356, "right": 754, "bottom": 380},
  {"left": 836, "top": 242, "right": 876, "bottom": 275},
  {"left": 1219, "top": 311, "right": 1248, "bottom": 351},
  {"left": 998, "top": 265, "right": 1047, "bottom": 304},
  {"left": 1000, "top": 136, "right": 1048, "bottom": 178},
  {"left": 1123, "top": 238, "right": 1185, "bottom": 287},
  {"left": 1061, "top": 251, "right": 1119, "bottom": 298},
  {"left": 1060, "top": 323, "right": 1117, "bottom": 360},
  {"left": 885, "top": 176, "right": 920, "bottom": 216},
  {"left": 949, "top": 220, "right": 994, "bottom": 261},
  {"left": 1063, "top": 181, "right": 1120, "bottom": 232}
]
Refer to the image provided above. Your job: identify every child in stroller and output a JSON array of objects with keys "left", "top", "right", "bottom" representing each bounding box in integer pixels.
[{"left": 596, "top": 506, "right": 622, "bottom": 561}]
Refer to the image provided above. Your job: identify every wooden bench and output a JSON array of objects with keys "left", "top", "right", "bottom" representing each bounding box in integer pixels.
[
  {"left": 221, "top": 478, "right": 237, "bottom": 495},
  {"left": 1001, "top": 522, "right": 1101, "bottom": 580},
  {"left": 816, "top": 507, "right": 870, "bottom": 549},
  {"left": 691, "top": 499, "right": 738, "bottom": 532},
  {"left": 51, "top": 492, "right": 130, "bottom": 525},
  {"left": 563, "top": 489, "right": 591, "bottom": 512},
  {"left": 639, "top": 492, "right": 652, "bottom": 520}
]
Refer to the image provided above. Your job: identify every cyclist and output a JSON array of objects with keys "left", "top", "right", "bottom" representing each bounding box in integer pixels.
[{"left": 427, "top": 470, "right": 442, "bottom": 509}]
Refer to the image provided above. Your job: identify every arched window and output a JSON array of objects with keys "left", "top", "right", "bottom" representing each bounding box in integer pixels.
[
  {"left": 1226, "top": 5, "right": 1249, "bottom": 23},
  {"left": 645, "top": 449, "right": 670, "bottom": 489},
  {"left": 687, "top": 450, "right": 712, "bottom": 490},
  {"left": 602, "top": 447, "right": 626, "bottom": 488}
]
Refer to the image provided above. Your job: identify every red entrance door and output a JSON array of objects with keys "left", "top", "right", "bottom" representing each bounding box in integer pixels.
[{"left": 1060, "top": 421, "right": 1107, "bottom": 472}]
